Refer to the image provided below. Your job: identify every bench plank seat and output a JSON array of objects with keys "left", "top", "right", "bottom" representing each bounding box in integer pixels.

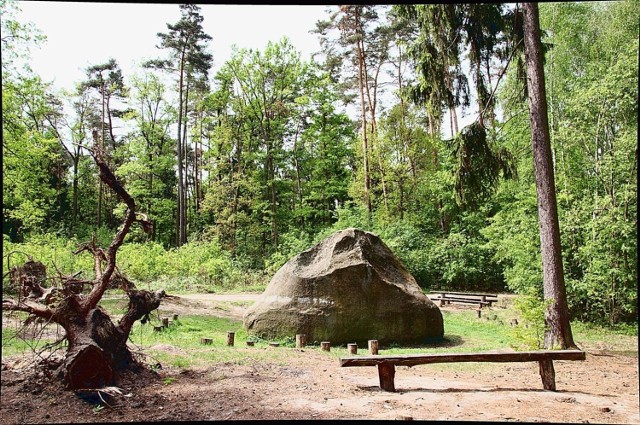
[
  {"left": 430, "top": 292, "right": 498, "bottom": 307},
  {"left": 438, "top": 297, "right": 492, "bottom": 306},
  {"left": 431, "top": 291, "right": 498, "bottom": 299},
  {"left": 340, "top": 350, "right": 586, "bottom": 392}
]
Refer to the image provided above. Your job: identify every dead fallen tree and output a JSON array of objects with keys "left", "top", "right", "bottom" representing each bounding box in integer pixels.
[{"left": 3, "top": 131, "right": 165, "bottom": 390}]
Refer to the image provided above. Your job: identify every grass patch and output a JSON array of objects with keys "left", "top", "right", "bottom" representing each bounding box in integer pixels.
[
  {"left": 3, "top": 295, "right": 637, "bottom": 368},
  {"left": 128, "top": 315, "right": 298, "bottom": 367},
  {"left": 571, "top": 321, "right": 638, "bottom": 354},
  {"left": 130, "top": 315, "right": 246, "bottom": 348}
]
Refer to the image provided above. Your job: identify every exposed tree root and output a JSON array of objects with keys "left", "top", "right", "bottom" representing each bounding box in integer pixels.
[{"left": 2, "top": 136, "right": 163, "bottom": 390}]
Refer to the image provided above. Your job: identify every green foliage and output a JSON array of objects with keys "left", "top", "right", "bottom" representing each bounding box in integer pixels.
[
  {"left": 2, "top": 234, "right": 266, "bottom": 293},
  {"left": 509, "top": 292, "right": 551, "bottom": 350},
  {"left": 485, "top": 0, "right": 638, "bottom": 326},
  {"left": 482, "top": 183, "right": 543, "bottom": 296},
  {"left": 3, "top": 234, "right": 94, "bottom": 288},
  {"left": 2, "top": 0, "right": 636, "bottom": 329},
  {"left": 2, "top": 74, "right": 69, "bottom": 238},
  {"left": 447, "top": 122, "right": 517, "bottom": 209},
  {"left": 0, "top": 0, "right": 46, "bottom": 74},
  {"left": 264, "top": 230, "right": 314, "bottom": 275}
]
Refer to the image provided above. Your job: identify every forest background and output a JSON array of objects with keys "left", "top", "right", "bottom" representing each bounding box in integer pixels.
[{"left": 2, "top": 1, "right": 637, "bottom": 329}]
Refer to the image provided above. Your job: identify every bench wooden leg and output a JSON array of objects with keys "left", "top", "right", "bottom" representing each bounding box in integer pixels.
[
  {"left": 377, "top": 362, "right": 396, "bottom": 392},
  {"left": 538, "top": 360, "right": 556, "bottom": 391}
]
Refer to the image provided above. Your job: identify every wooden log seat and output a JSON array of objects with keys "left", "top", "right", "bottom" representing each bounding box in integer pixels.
[{"left": 340, "top": 349, "right": 586, "bottom": 392}]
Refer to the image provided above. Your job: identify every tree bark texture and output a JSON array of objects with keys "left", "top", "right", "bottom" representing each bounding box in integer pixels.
[
  {"left": 176, "top": 48, "right": 187, "bottom": 246},
  {"left": 538, "top": 359, "right": 556, "bottom": 391},
  {"left": 354, "top": 8, "right": 371, "bottom": 220},
  {"left": 377, "top": 362, "right": 396, "bottom": 392},
  {"left": 522, "top": 2, "right": 576, "bottom": 350}
]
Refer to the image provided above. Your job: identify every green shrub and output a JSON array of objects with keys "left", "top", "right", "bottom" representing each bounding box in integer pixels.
[
  {"left": 509, "top": 290, "right": 551, "bottom": 350},
  {"left": 3, "top": 233, "right": 94, "bottom": 285}
]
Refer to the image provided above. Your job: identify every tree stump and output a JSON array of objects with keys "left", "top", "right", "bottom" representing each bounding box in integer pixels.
[
  {"left": 296, "top": 334, "right": 306, "bottom": 348},
  {"left": 172, "top": 314, "right": 179, "bottom": 321},
  {"left": 269, "top": 342, "right": 280, "bottom": 347},
  {"left": 368, "top": 339, "right": 379, "bottom": 355},
  {"left": 200, "top": 338, "right": 212, "bottom": 345},
  {"left": 321, "top": 341, "right": 331, "bottom": 352},
  {"left": 153, "top": 326, "right": 164, "bottom": 332},
  {"left": 347, "top": 343, "right": 357, "bottom": 355},
  {"left": 226, "top": 331, "right": 235, "bottom": 346},
  {"left": 162, "top": 318, "right": 169, "bottom": 327},
  {"left": 64, "top": 343, "right": 114, "bottom": 390},
  {"left": 246, "top": 340, "right": 255, "bottom": 347}
]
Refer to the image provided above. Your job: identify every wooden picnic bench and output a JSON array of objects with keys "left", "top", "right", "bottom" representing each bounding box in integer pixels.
[
  {"left": 430, "top": 291, "right": 498, "bottom": 308},
  {"left": 340, "top": 349, "right": 586, "bottom": 392}
]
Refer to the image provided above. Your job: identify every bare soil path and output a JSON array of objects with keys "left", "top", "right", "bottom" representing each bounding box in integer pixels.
[{"left": 2, "top": 293, "right": 638, "bottom": 423}]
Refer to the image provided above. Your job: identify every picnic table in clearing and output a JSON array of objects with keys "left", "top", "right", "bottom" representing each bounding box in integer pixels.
[{"left": 429, "top": 290, "right": 499, "bottom": 308}]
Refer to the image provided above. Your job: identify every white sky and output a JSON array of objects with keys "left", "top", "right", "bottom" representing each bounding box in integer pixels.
[{"left": 14, "top": 2, "right": 330, "bottom": 92}]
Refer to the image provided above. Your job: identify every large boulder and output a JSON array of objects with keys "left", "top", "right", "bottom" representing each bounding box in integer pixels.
[{"left": 243, "top": 228, "right": 443, "bottom": 345}]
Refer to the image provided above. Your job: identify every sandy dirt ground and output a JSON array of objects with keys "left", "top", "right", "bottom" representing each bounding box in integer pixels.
[{"left": 1, "top": 293, "right": 638, "bottom": 423}]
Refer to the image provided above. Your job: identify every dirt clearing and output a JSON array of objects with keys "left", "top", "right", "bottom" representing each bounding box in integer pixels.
[{"left": 2, "top": 294, "right": 638, "bottom": 423}]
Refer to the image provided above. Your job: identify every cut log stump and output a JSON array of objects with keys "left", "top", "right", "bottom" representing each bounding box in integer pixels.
[
  {"left": 296, "top": 334, "right": 306, "bottom": 348},
  {"left": 200, "top": 338, "right": 213, "bottom": 345},
  {"left": 368, "top": 339, "right": 379, "bottom": 355},
  {"left": 321, "top": 341, "right": 331, "bottom": 352},
  {"left": 347, "top": 343, "right": 357, "bottom": 355},
  {"left": 226, "top": 331, "right": 235, "bottom": 346}
]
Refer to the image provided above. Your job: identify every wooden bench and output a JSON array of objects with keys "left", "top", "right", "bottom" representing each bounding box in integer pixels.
[
  {"left": 439, "top": 297, "right": 492, "bottom": 307},
  {"left": 340, "top": 350, "right": 586, "bottom": 392},
  {"left": 430, "top": 291, "right": 498, "bottom": 308}
]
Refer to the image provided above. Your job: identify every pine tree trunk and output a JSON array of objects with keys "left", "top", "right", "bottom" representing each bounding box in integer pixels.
[
  {"left": 522, "top": 1, "right": 576, "bottom": 350},
  {"left": 292, "top": 124, "right": 304, "bottom": 228},
  {"left": 182, "top": 79, "right": 190, "bottom": 238},
  {"left": 72, "top": 156, "right": 79, "bottom": 221},
  {"left": 355, "top": 16, "right": 371, "bottom": 221},
  {"left": 106, "top": 95, "right": 116, "bottom": 151},
  {"left": 176, "top": 48, "right": 186, "bottom": 246},
  {"left": 98, "top": 81, "right": 105, "bottom": 228}
]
